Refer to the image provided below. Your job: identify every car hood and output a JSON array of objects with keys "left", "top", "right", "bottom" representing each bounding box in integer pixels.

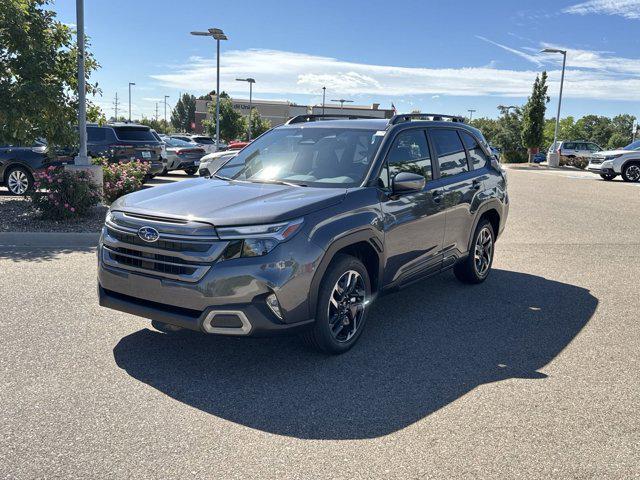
[
  {"left": 594, "top": 149, "right": 629, "bottom": 157},
  {"left": 111, "top": 177, "right": 347, "bottom": 226}
]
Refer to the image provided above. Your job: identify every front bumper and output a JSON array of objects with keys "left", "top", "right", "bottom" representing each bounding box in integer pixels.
[
  {"left": 97, "top": 227, "right": 324, "bottom": 336},
  {"left": 588, "top": 165, "right": 615, "bottom": 176}
]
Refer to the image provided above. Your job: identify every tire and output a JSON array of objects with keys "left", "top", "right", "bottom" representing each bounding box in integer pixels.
[
  {"left": 621, "top": 162, "right": 640, "bottom": 182},
  {"left": 454, "top": 219, "right": 495, "bottom": 284},
  {"left": 5, "top": 166, "right": 33, "bottom": 195},
  {"left": 184, "top": 167, "right": 198, "bottom": 176},
  {"left": 301, "top": 254, "right": 371, "bottom": 354},
  {"left": 600, "top": 173, "right": 616, "bottom": 181}
]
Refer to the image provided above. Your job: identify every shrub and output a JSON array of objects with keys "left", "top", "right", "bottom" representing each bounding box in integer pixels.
[
  {"left": 29, "top": 166, "right": 101, "bottom": 220},
  {"left": 93, "top": 157, "right": 151, "bottom": 204},
  {"left": 501, "top": 150, "right": 528, "bottom": 163}
]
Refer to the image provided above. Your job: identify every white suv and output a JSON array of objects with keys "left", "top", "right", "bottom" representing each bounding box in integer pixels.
[
  {"left": 587, "top": 140, "right": 640, "bottom": 182},
  {"left": 548, "top": 140, "right": 601, "bottom": 160}
]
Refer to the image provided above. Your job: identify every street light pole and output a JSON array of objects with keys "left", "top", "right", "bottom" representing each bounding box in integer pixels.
[
  {"left": 236, "top": 78, "right": 255, "bottom": 140},
  {"left": 75, "top": 0, "right": 87, "bottom": 165},
  {"left": 467, "top": 109, "right": 476, "bottom": 121},
  {"left": 128, "top": 82, "right": 135, "bottom": 121},
  {"left": 163, "top": 95, "right": 169, "bottom": 127},
  {"left": 322, "top": 86, "right": 326, "bottom": 115},
  {"left": 191, "top": 28, "right": 228, "bottom": 148},
  {"left": 542, "top": 48, "right": 567, "bottom": 167}
]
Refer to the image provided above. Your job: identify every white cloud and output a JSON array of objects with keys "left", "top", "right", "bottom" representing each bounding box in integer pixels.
[
  {"left": 150, "top": 47, "right": 640, "bottom": 102},
  {"left": 563, "top": 0, "right": 640, "bottom": 19}
]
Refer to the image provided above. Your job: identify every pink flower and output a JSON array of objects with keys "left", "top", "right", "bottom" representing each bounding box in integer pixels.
[
  {"left": 70, "top": 207, "right": 76, "bottom": 212},
  {"left": 64, "top": 203, "right": 69, "bottom": 208}
]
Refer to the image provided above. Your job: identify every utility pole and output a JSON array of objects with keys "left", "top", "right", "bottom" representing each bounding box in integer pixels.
[
  {"left": 541, "top": 48, "right": 567, "bottom": 167},
  {"left": 236, "top": 78, "right": 255, "bottom": 140},
  {"left": 467, "top": 109, "right": 476, "bottom": 121},
  {"left": 155, "top": 102, "right": 159, "bottom": 122},
  {"left": 113, "top": 92, "right": 119, "bottom": 121}
]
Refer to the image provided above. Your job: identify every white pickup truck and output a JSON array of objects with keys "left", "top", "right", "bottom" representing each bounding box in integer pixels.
[{"left": 587, "top": 140, "right": 640, "bottom": 182}]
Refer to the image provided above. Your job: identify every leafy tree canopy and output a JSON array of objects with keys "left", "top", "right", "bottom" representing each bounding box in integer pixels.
[
  {"left": 0, "top": 0, "right": 100, "bottom": 146},
  {"left": 170, "top": 93, "right": 196, "bottom": 133}
]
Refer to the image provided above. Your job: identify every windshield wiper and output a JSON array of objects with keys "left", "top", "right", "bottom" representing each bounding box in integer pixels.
[
  {"left": 213, "top": 174, "right": 231, "bottom": 181},
  {"left": 248, "top": 179, "right": 307, "bottom": 187}
]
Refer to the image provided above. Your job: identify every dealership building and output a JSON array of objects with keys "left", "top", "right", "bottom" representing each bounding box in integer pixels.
[{"left": 194, "top": 97, "right": 394, "bottom": 135}]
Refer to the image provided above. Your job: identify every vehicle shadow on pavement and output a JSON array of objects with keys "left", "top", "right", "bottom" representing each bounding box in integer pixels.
[{"left": 113, "top": 269, "right": 598, "bottom": 440}]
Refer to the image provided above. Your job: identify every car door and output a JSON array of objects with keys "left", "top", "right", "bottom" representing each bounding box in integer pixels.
[
  {"left": 378, "top": 128, "right": 446, "bottom": 286},
  {"left": 428, "top": 128, "right": 484, "bottom": 264}
]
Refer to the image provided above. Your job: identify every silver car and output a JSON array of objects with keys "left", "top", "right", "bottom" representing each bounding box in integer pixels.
[{"left": 162, "top": 137, "right": 205, "bottom": 175}]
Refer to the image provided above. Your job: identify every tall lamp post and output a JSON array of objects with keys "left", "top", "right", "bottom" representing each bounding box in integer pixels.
[
  {"left": 68, "top": 0, "right": 102, "bottom": 189},
  {"left": 236, "top": 78, "right": 255, "bottom": 140},
  {"left": 128, "top": 82, "right": 135, "bottom": 121},
  {"left": 191, "top": 27, "right": 228, "bottom": 148},
  {"left": 467, "top": 109, "right": 476, "bottom": 121},
  {"left": 322, "top": 86, "right": 326, "bottom": 115},
  {"left": 332, "top": 99, "right": 353, "bottom": 110},
  {"left": 163, "top": 95, "right": 170, "bottom": 126},
  {"left": 542, "top": 48, "right": 567, "bottom": 167}
]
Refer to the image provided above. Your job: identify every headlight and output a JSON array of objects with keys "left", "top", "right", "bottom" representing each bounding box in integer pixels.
[
  {"left": 601, "top": 160, "right": 614, "bottom": 167},
  {"left": 218, "top": 218, "right": 304, "bottom": 258},
  {"left": 604, "top": 154, "right": 622, "bottom": 161},
  {"left": 105, "top": 210, "right": 113, "bottom": 224}
]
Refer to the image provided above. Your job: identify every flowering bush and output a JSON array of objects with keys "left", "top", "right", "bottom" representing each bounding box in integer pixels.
[
  {"left": 93, "top": 157, "right": 151, "bottom": 204},
  {"left": 29, "top": 166, "right": 101, "bottom": 220}
]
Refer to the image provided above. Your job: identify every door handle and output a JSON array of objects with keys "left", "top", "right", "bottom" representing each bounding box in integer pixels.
[
  {"left": 432, "top": 190, "right": 443, "bottom": 202},
  {"left": 472, "top": 179, "right": 481, "bottom": 190}
]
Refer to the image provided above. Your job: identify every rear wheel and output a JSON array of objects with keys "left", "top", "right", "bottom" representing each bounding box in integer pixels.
[
  {"left": 600, "top": 173, "right": 616, "bottom": 181},
  {"left": 454, "top": 219, "right": 495, "bottom": 284},
  {"left": 301, "top": 254, "right": 371, "bottom": 354},
  {"left": 5, "top": 166, "right": 33, "bottom": 195},
  {"left": 622, "top": 162, "right": 640, "bottom": 182}
]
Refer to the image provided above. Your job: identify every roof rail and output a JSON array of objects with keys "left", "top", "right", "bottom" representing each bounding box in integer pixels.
[
  {"left": 286, "top": 114, "right": 380, "bottom": 125},
  {"left": 389, "top": 113, "right": 466, "bottom": 125}
]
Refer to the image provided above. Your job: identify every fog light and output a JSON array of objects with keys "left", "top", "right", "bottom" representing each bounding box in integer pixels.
[{"left": 266, "top": 293, "right": 283, "bottom": 320}]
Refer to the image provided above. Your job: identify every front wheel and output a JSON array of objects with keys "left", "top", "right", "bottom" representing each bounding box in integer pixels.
[
  {"left": 622, "top": 162, "right": 640, "bottom": 182},
  {"left": 184, "top": 167, "right": 198, "bottom": 176},
  {"left": 5, "top": 166, "right": 33, "bottom": 195},
  {"left": 600, "top": 173, "right": 616, "bottom": 181},
  {"left": 454, "top": 219, "right": 495, "bottom": 284},
  {"left": 301, "top": 254, "right": 371, "bottom": 354}
]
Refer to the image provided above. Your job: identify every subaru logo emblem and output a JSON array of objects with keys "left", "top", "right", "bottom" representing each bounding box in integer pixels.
[{"left": 138, "top": 226, "right": 160, "bottom": 243}]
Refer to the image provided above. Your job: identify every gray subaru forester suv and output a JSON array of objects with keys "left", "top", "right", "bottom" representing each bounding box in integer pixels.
[{"left": 98, "top": 113, "right": 509, "bottom": 354}]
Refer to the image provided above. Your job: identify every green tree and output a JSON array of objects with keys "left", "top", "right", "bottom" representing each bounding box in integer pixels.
[
  {"left": 575, "top": 115, "right": 612, "bottom": 147},
  {"left": 170, "top": 93, "right": 196, "bottom": 132},
  {"left": 521, "top": 72, "right": 549, "bottom": 162},
  {"left": 245, "top": 109, "right": 271, "bottom": 140},
  {"left": 494, "top": 106, "right": 526, "bottom": 162},
  {"left": 609, "top": 114, "right": 635, "bottom": 147},
  {"left": 0, "top": 0, "right": 100, "bottom": 146},
  {"left": 139, "top": 117, "right": 172, "bottom": 134},
  {"left": 470, "top": 117, "right": 500, "bottom": 146},
  {"left": 203, "top": 97, "right": 246, "bottom": 142}
]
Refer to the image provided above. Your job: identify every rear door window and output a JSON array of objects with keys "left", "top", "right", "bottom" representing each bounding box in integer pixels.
[
  {"left": 460, "top": 131, "right": 489, "bottom": 169},
  {"left": 193, "top": 136, "right": 215, "bottom": 144},
  {"left": 563, "top": 142, "right": 576, "bottom": 150},
  {"left": 113, "top": 127, "right": 157, "bottom": 142},
  {"left": 430, "top": 129, "right": 469, "bottom": 177},
  {"left": 87, "top": 127, "right": 106, "bottom": 143}
]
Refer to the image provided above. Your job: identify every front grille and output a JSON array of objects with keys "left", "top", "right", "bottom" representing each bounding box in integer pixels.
[
  {"left": 106, "top": 227, "right": 210, "bottom": 253},
  {"left": 590, "top": 159, "right": 603, "bottom": 165},
  {"left": 101, "top": 212, "right": 226, "bottom": 282}
]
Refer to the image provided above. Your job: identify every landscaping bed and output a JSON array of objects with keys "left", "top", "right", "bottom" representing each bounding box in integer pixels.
[{"left": 0, "top": 195, "right": 107, "bottom": 233}]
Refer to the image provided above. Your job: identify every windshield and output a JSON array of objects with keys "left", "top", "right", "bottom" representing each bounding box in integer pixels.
[
  {"left": 623, "top": 140, "right": 640, "bottom": 151},
  {"left": 165, "top": 137, "right": 195, "bottom": 148},
  {"left": 216, "top": 127, "right": 383, "bottom": 188}
]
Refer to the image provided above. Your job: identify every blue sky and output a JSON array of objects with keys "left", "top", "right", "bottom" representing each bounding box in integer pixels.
[{"left": 53, "top": 0, "right": 640, "bottom": 120}]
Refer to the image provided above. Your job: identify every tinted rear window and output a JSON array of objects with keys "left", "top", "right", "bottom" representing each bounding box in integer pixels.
[
  {"left": 113, "top": 127, "right": 157, "bottom": 142},
  {"left": 192, "top": 136, "right": 214, "bottom": 144},
  {"left": 87, "top": 127, "right": 107, "bottom": 142}
]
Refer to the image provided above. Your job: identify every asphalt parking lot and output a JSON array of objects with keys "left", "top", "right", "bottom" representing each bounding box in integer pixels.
[{"left": 1, "top": 166, "right": 638, "bottom": 479}]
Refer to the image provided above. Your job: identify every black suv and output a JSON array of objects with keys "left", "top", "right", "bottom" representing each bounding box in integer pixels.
[
  {"left": 98, "top": 114, "right": 509, "bottom": 353},
  {"left": 87, "top": 123, "right": 164, "bottom": 176}
]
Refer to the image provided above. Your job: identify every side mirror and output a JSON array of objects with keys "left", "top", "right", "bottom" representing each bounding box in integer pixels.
[{"left": 392, "top": 171, "right": 426, "bottom": 195}]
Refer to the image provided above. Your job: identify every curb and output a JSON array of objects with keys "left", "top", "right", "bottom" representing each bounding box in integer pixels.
[{"left": 0, "top": 232, "right": 100, "bottom": 248}]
